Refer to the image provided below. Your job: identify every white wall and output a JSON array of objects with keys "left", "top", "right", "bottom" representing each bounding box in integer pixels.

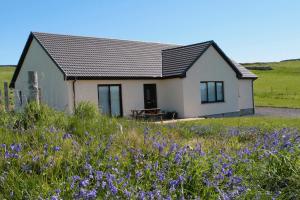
[
  {"left": 14, "top": 38, "right": 70, "bottom": 112},
  {"left": 159, "top": 78, "right": 184, "bottom": 118},
  {"left": 238, "top": 79, "right": 254, "bottom": 109},
  {"left": 70, "top": 79, "right": 181, "bottom": 117},
  {"left": 182, "top": 46, "right": 240, "bottom": 117}
]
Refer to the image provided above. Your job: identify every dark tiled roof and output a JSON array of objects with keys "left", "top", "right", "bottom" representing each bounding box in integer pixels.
[
  {"left": 10, "top": 32, "right": 257, "bottom": 88},
  {"left": 33, "top": 32, "right": 179, "bottom": 78},
  {"left": 162, "top": 41, "right": 213, "bottom": 77}
]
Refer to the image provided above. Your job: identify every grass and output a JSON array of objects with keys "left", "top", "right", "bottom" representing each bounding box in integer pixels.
[
  {"left": 245, "top": 61, "right": 300, "bottom": 108},
  {"left": 0, "top": 102, "right": 299, "bottom": 199},
  {"left": 0, "top": 67, "right": 15, "bottom": 106},
  {"left": 0, "top": 67, "right": 14, "bottom": 93}
]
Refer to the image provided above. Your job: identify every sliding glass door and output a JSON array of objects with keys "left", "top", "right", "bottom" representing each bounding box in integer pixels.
[{"left": 98, "top": 85, "right": 122, "bottom": 117}]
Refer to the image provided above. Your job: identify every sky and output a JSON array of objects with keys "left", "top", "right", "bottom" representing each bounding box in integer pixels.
[{"left": 0, "top": 0, "right": 300, "bottom": 64}]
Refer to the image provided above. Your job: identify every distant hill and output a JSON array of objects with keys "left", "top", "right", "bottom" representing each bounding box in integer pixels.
[
  {"left": 243, "top": 60, "right": 300, "bottom": 108},
  {"left": 280, "top": 58, "right": 300, "bottom": 62},
  {"left": 0, "top": 65, "right": 16, "bottom": 68}
]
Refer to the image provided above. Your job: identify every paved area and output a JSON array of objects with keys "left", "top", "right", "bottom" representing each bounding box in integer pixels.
[
  {"left": 154, "top": 117, "right": 204, "bottom": 124},
  {"left": 255, "top": 107, "right": 300, "bottom": 117}
]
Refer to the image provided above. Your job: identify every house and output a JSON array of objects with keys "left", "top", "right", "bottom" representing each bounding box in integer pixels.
[{"left": 10, "top": 32, "right": 257, "bottom": 118}]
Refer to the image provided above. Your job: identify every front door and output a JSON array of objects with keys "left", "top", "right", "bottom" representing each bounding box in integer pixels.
[
  {"left": 98, "top": 85, "right": 122, "bottom": 117},
  {"left": 143, "top": 84, "right": 157, "bottom": 109}
]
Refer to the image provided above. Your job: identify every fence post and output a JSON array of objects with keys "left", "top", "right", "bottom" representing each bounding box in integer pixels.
[
  {"left": 0, "top": 89, "right": 2, "bottom": 105},
  {"left": 28, "top": 71, "right": 39, "bottom": 105},
  {"left": 4, "top": 82, "right": 9, "bottom": 111}
]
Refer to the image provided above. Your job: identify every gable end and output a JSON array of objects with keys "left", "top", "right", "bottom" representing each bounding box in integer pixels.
[{"left": 10, "top": 32, "right": 66, "bottom": 88}]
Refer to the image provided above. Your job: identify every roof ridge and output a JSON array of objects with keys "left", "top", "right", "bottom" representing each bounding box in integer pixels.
[
  {"left": 162, "top": 40, "right": 214, "bottom": 52},
  {"left": 32, "top": 31, "right": 180, "bottom": 47}
]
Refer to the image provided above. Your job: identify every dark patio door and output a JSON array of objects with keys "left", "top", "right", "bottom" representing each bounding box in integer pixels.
[
  {"left": 144, "top": 84, "right": 157, "bottom": 109},
  {"left": 98, "top": 85, "right": 122, "bottom": 117}
]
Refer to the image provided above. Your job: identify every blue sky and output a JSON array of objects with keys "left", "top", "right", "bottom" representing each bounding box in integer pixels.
[{"left": 1, "top": 0, "right": 300, "bottom": 64}]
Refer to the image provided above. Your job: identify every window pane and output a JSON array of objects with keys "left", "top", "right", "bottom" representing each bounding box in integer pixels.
[
  {"left": 110, "top": 86, "right": 121, "bottom": 116},
  {"left": 216, "top": 82, "right": 224, "bottom": 101},
  {"left": 208, "top": 82, "right": 216, "bottom": 102},
  {"left": 98, "top": 86, "right": 110, "bottom": 115},
  {"left": 200, "top": 82, "right": 207, "bottom": 102}
]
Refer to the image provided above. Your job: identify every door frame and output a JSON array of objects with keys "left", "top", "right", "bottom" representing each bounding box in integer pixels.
[
  {"left": 97, "top": 84, "right": 123, "bottom": 117},
  {"left": 143, "top": 84, "right": 157, "bottom": 109}
]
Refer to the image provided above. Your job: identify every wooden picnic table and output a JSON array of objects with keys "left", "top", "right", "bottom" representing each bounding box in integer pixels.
[{"left": 131, "top": 108, "right": 164, "bottom": 121}]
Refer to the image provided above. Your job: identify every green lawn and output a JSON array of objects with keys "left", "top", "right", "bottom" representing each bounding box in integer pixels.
[{"left": 245, "top": 61, "right": 300, "bottom": 108}]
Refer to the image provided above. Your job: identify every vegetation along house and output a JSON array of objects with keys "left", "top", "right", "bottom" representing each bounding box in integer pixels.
[{"left": 10, "top": 32, "right": 257, "bottom": 118}]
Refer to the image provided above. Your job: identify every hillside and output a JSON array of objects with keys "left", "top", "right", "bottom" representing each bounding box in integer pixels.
[
  {"left": 244, "top": 60, "right": 300, "bottom": 108},
  {"left": 0, "top": 67, "right": 15, "bottom": 102}
]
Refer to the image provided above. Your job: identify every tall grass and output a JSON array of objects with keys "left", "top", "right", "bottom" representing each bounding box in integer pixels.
[{"left": 0, "top": 102, "right": 299, "bottom": 199}]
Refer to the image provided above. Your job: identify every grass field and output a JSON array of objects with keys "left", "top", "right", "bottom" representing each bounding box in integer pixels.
[
  {"left": 245, "top": 61, "right": 300, "bottom": 108},
  {"left": 0, "top": 67, "right": 14, "bottom": 94},
  {"left": 0, "top": 103, "right": 299, "bottom": 199}
]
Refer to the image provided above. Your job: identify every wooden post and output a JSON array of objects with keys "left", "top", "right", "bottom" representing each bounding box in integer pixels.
[
  {"left": 4, "top": 82, "right": 9, "bottom": 111},
  {"left": 28, "top": 71, "right": 39, "bottom": 105},
  {"left": 0, "top": 89, "right": 2, "bottom": 106}
]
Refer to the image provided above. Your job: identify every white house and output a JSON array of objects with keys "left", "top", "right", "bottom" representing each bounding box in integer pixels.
[{"left": 10, "top": 32, "right": 257, "bottom": 118}]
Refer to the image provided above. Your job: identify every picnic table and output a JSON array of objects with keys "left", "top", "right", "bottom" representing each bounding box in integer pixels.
[{"left": 131, "top": 108, "right": 164, "bottom": 121}]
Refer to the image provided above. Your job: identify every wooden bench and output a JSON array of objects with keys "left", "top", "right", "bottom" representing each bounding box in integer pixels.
[{"left": 131, "top": 108, "right": 164, "bottom": 121}]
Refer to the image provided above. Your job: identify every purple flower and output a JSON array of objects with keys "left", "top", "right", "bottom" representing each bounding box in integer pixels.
[
  {"left": 156, "top": 171, "right": 165, "bottom": 181},
  {"left": 63, "top": 133, "right": 72, "bottom": 139},
  {"left": 10, "top": 143, "right": 22, "bottom": 152},
  {"left": 79, "top": 179, "right": 89, "bottom": 187},
  {"left": 51, "top": 195, "right": 59, "bottom": 200},
  {"left": 136, "top": 171, "right": 142, "bottom": 179},
  {"left": 53, "top": 146, "right": 61, "bottom": 152},
  {"left": 96, "top": 171, "right": 103, "bottom": 181},
  {"left": 86, "top": 189, "right": 97, "bottom": 199},
  {"left": 124, "top": 189, "right": 131, "bottom": 197},
  {"left": 55, "top": 189, "right": 61, "bottom": 194},
  {"left": 101, "top": 181, "right": 106, "bottom": 189},
  {"left": 108, "top": 181, "right": 118, "bottom": 195}
]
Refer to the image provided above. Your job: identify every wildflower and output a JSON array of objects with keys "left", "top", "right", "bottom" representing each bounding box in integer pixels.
[
  {"left": 169, "top": 179, "right": 179, "bottom": 190},
  {"left": 63, "top": 133, "right": 72, "bottom": 139},
  {"left": 96, "top": 171, "right": 103, "bottom": 181},
  {"left": 86, "top": 189, "right": 97, "bottom": 199},
  {"left": 124, "top": 189, "right": 131, "bottom": 198},
  {"left": 156, "top": 171, "right": 165, "bottom": 181},
  {"left": 79, "top": 179, "right": 89, "bottom": 187},
  {"left": 102, "top": 181, "right": 106, "bottom": 189},
  {"left": 49, "top": 126, "right": 56, "bottom": 133},
  {"left": 51, "top": 195, "right": 59, "bottom": 200},
  {"left": 139, "top": 191, "right": 146, "bottom": 200},
  {"left": 10, "top": 143, "right": 22, "bottom": 152},
  {"left": 55, "top": 189, "right": 61, "bottom": 194},
  {"left": 53, "top": 146, "right": 61, "bottom": 152},
  {"left": 136, "top": 171, "right": 142, "bottom": 179},
  {"left": 108, "top": 181, "right": 118, "bottom": 195}
]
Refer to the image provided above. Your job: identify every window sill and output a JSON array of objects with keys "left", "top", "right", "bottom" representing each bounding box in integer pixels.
[{"left": 201, "top": 101, "right": 225, "bottom": 104}]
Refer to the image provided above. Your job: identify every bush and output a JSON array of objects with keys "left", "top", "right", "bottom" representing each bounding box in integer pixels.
[{"left": 20, "top": 102, "right": 68, "bottom": 129}]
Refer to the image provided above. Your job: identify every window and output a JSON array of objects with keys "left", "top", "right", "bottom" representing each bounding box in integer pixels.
[
  {"left": 98, "top": 85, "right": 122, "bottom": 117},
  {"left": 200, "top": 81, "right": 224, "bottom": 103}
]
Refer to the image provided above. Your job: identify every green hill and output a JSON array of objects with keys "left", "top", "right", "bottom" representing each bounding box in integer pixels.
[
  {"left": 244, "top": 60, "right": 300, "bottom": 108},
  {"left": 0, "top": 67, "right": 14, "bottom": 97}
]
